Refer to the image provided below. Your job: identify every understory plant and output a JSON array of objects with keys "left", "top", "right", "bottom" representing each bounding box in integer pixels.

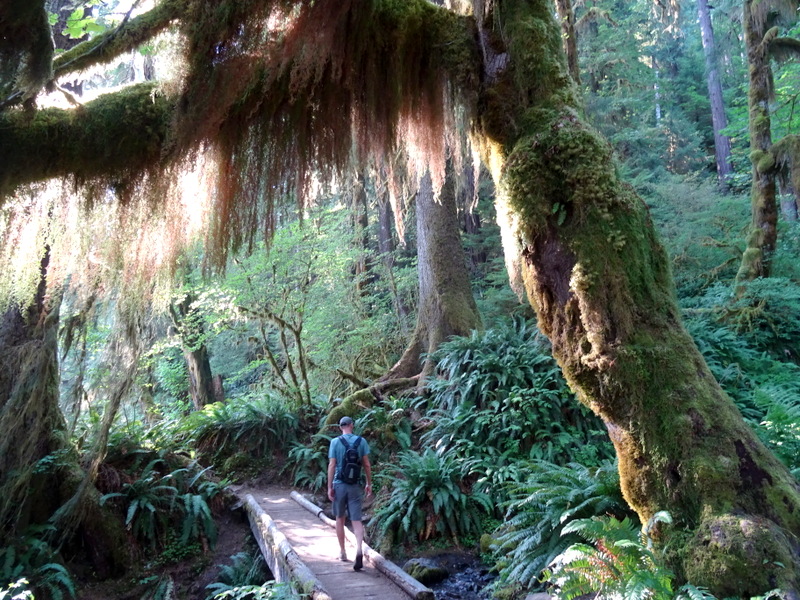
[
  {"left": 0, "top": 527, "right": 75, "bottom": 600},
  {"left": 205, "top": 552, "right": 270, "bottom": 599},
  {"left": 370, "top": 448, "right": 492, "bottom": 549},
  {"left": 285, "top": 433, "right": 332, "bottom": 493},
  {"left": 180, "top": 393, "right": 299, "bottom": 470},
  {"left": 493, "top": 459, "right": 632, "bottom": 591},
  {"left": 100, "top": 457, "right": 217, "bottom": 549},
  {"left": 543, "top": 513, "right": 677, "bottom": 600}
]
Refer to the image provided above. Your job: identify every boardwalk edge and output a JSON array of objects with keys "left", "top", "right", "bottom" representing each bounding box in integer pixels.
[{"left": 244, "top": 493, "right": 333, "bottom": 600}]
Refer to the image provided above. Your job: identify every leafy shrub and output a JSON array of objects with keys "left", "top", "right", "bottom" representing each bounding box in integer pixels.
[
  {"left": 140, "top": 575, "right": 176, "bottom": 600},
  {"left": 0, "top": 579, "right": 32, "bottom": 600},
  {"left": 0, "top": 527, "right": 75, "bottom": 600},
  {"left": 205, "top": 552, "right": 270, "bottom": 599},
  {"left": 182, "top": 394, "right": 299, "bottom": 465},
  {"left": 210, "top": 582, "right": 294, "bottom": 600},
  {"left": 101, "top": 458, "right": 217, "bottom": 550},
  {"left": 752, "top": 386, "right": 800, "bottom": 475},
  {"left": 285, "top": 434, "right": 332, "bottom": 493},
  {"left": 371, "top": 449, "right": 492, "bottom": 549},
  {"left": 420, "top": 318, "right": 612, "bottom": 496},
  {"left": 424, "top": 317, "right": 569, "bottom": 413},
  {"left": 543, "top": 513, "right": 730, "bottom": 600},
  {"left": 721, "top": 277, "right": 800, "bottom": 360},
  {"left": 544, "top": 513, "right": 676, "bottom": 599},
  {"left": 354, "top": 403, "right": 413, "bottom": 456},
  {"left": 493, "top": 459, "right": 632, "bottom": 591}
]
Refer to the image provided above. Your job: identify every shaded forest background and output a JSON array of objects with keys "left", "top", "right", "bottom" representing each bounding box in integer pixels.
[{"left": 2, "top": 0, "right": 800, "bottom": 598}]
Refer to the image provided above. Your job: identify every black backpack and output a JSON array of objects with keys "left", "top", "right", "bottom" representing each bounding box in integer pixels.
[{"left": 338, "top": 436, "right": 362, "bottom": 484}]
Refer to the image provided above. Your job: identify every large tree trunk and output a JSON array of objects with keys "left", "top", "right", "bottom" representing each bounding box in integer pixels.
[
  {"left": 477, "top": 0, "right": 800, "bottom": 593},
  {"left": 169, "top": 293, "right": 217, "bottom": 410},
  {"left": 737, "top": 0, "right": 778, "bottom": 282},
  {"left": 697, "top": 0, "right": 734, "bottom": 186},
  {"left": 0, "top": 255, "right": 128, "bottom": 576},
  {"left": 377, "top": 178, "right": 411, "bottom": 333},
  {"left": 383, "top": 165, "right": 483, "bottom": 381}
]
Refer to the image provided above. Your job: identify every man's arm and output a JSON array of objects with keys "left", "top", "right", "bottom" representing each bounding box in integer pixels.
[
  {"left": 327, "top": 457, "right": 337, "bottom": 502},
  {"left": 362, "top": 455, "right": 372, "bottom": 497}
]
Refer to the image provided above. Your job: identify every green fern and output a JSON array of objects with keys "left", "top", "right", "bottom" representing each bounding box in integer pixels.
[
  {"left": 371, "top": 449, "right": 492, "bottom": 548},
  {"left": 181, "top": 394, "right": 299, "bottom": 465},
  {"left": 0, "top": 529, "right": 75, "bottom": 600},
  {"left": 179, "top": 493, "right": 217, "bottom": 546},
  {"left": 543, "top": 513, "right": 674, "bottom": 600},
  {"left": 210, "top": 581, "right": 294, "bottom": 600},
  {"left": 140, "top": 575, "right": 176, "bottom": 600},
  {"left": 493, "top": 459, "right": 632, "bottom": 590},
  {"left": 205, "top": 552, "right": 269, "bottom": 599},
  {"left": 285, "top": 438, "right": 329, "bottom": 493},
  {"left": 100, "top": 459, "right": 179, "bottom": 548},
  {"left": 0, "top": 579, "right": 32, "bottom": 600}
]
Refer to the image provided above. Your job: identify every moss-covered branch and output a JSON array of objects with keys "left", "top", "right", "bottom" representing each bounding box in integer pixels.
[
  {"left": 0, "top": 83, "right": 174, "bottom": 198},
  {"left": 52, "top": 0, "right": 187, "bottom": 82}
]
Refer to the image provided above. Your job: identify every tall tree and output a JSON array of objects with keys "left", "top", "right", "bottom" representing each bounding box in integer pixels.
[
  {"left": 0, "top": 0, "right": 799, "bottom": 592},
  {"left": 169, "top": 291, "right": 219, "bottom": 410},
  {"left": 0, "top": 254, "right": 127, "bottom": 575},
  {"left": 697, "top": 0, "right": 735, "bottom": 185},
  {"left": 383, "top": 165, "right": 483, "bottom": 381},
  {"left": 737, "top": 0, "right": 800, "bottom": 282}
]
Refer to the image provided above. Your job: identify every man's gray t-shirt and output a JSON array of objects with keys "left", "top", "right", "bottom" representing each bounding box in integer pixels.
[{"left": 329, "top": 433, "right": 370, "bottom": 484}]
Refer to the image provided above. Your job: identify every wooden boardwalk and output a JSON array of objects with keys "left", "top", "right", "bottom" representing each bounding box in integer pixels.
[{"left": 241, "top": 486, "right": 428, "bottom": 600}]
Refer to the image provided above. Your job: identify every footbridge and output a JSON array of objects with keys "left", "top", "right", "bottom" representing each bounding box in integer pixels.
[{"left": 239, "top": 486, "right": 434, "bottom": 600}]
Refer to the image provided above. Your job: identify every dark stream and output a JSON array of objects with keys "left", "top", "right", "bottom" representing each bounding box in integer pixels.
[{"left": 425, "top": 553, "right": 495, "bottom": 600}]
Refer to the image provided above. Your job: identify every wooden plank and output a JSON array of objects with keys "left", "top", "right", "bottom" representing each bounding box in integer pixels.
[
  {"left": 290, "top": 491, "right": 435, "bottom": 600},
  {"left": 244, "top": 494, "right": 333, "bottom": 600}
]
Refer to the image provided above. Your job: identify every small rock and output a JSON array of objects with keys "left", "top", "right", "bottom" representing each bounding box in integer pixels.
[{"left": 402, "top": 557, "right": 450, "bottom": 585}]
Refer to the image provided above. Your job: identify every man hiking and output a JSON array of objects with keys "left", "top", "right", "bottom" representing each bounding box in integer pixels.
[{"left": 327, "top": 415, "right": 373, "bottom": 571}]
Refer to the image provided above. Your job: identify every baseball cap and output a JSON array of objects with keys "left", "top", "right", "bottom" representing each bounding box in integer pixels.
[{"left": 338, "top": 416, "right": 354, "bottom": 426}]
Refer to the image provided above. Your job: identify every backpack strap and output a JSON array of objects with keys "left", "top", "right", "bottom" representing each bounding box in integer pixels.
[
  {"left": 339, "top": 435, "right": 351, "bottom": 450},
  {"left": 352, "top": 436, "right": 361, "bottom": 450}
]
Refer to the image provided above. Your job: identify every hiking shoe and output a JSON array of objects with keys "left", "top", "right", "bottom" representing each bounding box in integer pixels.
[
  {"left": 353, "top": 552, "right": 363, "bottom": 571},
  {"left": 339, "top": 550, "right": 347, "bottom": 561}
]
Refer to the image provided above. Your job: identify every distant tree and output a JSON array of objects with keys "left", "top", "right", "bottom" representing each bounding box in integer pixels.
[
  {"left": 697, "top": 0, "right": 734, "bottom": 185},
  {"left": 382, "top": 164, "right": 483, "bottom": 382}
]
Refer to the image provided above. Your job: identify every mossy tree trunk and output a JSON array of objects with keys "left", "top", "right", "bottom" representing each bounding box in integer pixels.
[
  {"left": 0, "top": 254, "right": 128, "bottom": 576},
  {"left": 737, "top": 0, "right": 779, "bottom": 281},
  {"left": 555, "top": 0, "right": 580, "bottom": 85},
  {"left": 383, "top": 165, "right": 482, "bottom": 381},
  {"left": 169, "top": 292, "right": 218, "bottom": 410},
  {"left": 475, "top": 0, "right": 800, "bottom": 594}
]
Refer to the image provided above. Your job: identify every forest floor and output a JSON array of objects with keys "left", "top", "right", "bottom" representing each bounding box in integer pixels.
[{"left": 76, "top": 508, "right": 254, "bottom": 600}]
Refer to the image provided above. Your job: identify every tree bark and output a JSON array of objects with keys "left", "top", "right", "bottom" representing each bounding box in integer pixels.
[
  {"left": 0, "top": 254, "right": 128, "bottom": 576},
  {"left": 383, "top": 165, "right": 482, "bottom": 381},
  {"left": 697, "top": 0, "right": 734, "bottom": 186},
  {"left": 555, "top": 0, "right": 580, "bottom": 85},
  {"left": 169, "top": 293, "right": 217, "bottom": 410},
  {"left": 476, "top": 0, "right": 800, "bottom": 593},
  {"left": 377, "top": 179, "right": 411, "bottom": 332},
  {"left": 737, "top": 0, "right": 779, "bottom": 282}
]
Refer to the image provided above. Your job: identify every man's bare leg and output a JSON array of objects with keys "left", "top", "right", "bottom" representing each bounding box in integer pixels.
[
  {"left": 336, "top": 516, "right": 347, "bottom": 560},
  {"left": 352, "top": 520, "right": 364, "bottom": 570}
]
